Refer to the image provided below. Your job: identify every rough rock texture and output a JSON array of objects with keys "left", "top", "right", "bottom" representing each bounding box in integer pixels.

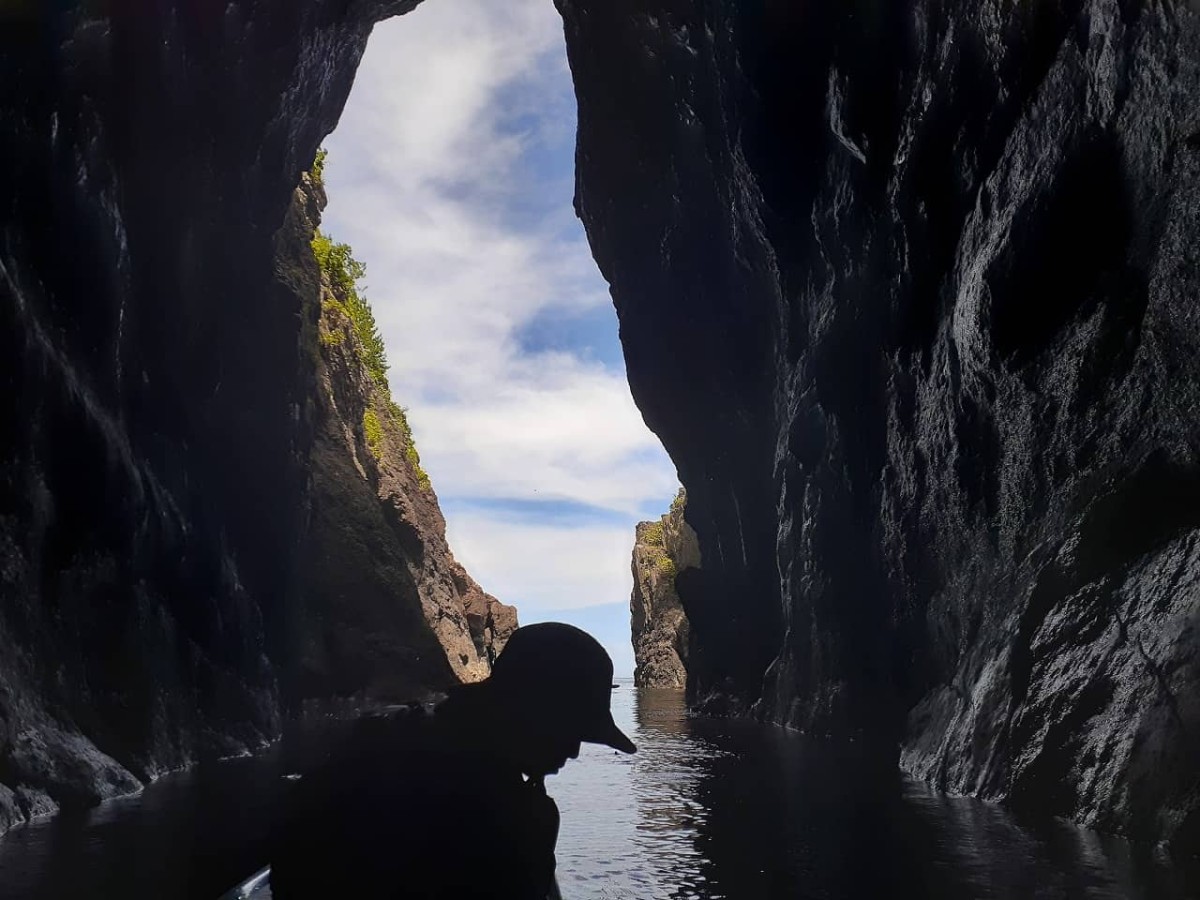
[
  {"left": 631, "top": 494, "right": 698, "bottom": 687},
  {"left": 295, "top": 173, "right": 516, "bottom": 700},
  {"left": 0, "top": 0, "right": 439, "bottom": 834},
  {"left": 560, "top": 0, "right": 1200, "bottom": 847}
]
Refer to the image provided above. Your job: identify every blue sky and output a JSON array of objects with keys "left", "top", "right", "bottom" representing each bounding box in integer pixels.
[{"left": 321, "top": 0, "right": 679, "bottom": 677}]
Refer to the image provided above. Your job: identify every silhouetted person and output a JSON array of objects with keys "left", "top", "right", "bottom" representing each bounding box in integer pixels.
[{"left": 270, "top": 623, "right": 636, "bottom": 899}]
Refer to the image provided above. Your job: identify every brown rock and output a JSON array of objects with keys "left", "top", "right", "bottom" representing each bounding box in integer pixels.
[
  {"left": 630, "top": 491, "right": 697, "bottom": 688},
  {"left": 291, "top": 174, "right": 517, "bottom": 701},
  {"left": 455, "top": 564, "right": 518, "bottom": 669}
]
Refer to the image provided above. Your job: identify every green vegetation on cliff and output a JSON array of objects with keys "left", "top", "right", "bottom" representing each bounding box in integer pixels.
[
  {"left": 311, "top": 147, "right": 328, "bottom": 186},
  {"left": 643, "top": 521, "right": 665, "bottom": 546},
  {"left": 405, "top": 444, "right": 431, "bottom": 492},
  {"left": 388, "top": 401, "right": 431, "bottom": 491},
  {"left": 363, "top": 409, "right": 383, "bottom": 459},
  {"left": 310, "top": 149, "right": 431, "bottom": 492},
  {"left": 642, "top": 492, "right": 690, "bottom": 578},
  {"left": 311, "top": 231, "right": 388, "bottom": 386},
  {"left": 670, "top": 487, "right": 686, "bottom": 516},
  {"left": 640, "top": 520, "right": 675, "bottom": 577}
]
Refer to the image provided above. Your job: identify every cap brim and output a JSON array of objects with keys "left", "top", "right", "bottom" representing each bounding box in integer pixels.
[{"left": 582, "top": 712, "right": 636, "bottom": 754}]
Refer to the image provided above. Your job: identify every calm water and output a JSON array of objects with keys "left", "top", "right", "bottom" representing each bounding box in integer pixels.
[
  {"left": 554, "top": 684, "right": 1198, "bottom": 899},
  {"left": 1, "top": 682, "right": 1196, "bottom": 899}
]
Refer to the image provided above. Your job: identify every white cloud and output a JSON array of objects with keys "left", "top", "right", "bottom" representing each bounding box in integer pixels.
[
  {"left": 417, "top": 361, "right": 677, "bottom": 512},
  {"left": 446, "top": 514, "right": 637, "bottom": 613},
  {"left": 321, "top": 0, "right": 679, "bottom": 620}
]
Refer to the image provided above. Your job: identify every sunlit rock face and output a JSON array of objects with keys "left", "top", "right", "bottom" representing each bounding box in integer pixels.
[
  {"left": 294, "top": 173, "right": 517, "bottom": 700},
  {"left": 560, "top": 0, "right": 1200, "bottom": 847},
  {"left": 630, "top": 495, "right": 697, "bottom": 688},
  {"left": 0, "top": 0, "right": 431, "bottom": 831}
]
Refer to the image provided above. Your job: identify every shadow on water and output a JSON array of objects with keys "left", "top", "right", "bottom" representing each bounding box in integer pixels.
[
  {"left": 0, "top": 716, "right": 344, "bottom": 900},
  {"left": 0, "top": 750, "right": 287, "bottom": 900},
  {"left": 684, "top": 713, "right": 1193, "bottom": 900},
  {"left": 0, "top": 748, "right": 295, "bottom": 900}
]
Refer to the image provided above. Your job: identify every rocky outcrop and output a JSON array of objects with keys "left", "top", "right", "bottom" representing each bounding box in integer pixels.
[
  {"left": 0, "top": 0, "right": 497, "bottom": 834},
  {"left": 631, "top": 492, "right": 697, "bottom": 688},
  {"left": 560, "top": 0, "right": 1200, "bottom": 848},
  {"left": 456, "top": 563, "right": 519, "bottom": 670},
  {"left": 293, "top": 171, "right": 516, "bottom": 701}
]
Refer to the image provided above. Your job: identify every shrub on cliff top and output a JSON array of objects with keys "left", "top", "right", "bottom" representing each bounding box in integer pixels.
[
  {"left": 643, "top": 521, "right": 665, "bottom": 546},
  {"left": 670, "top": 487, "right": 686, "bottom": 516}
]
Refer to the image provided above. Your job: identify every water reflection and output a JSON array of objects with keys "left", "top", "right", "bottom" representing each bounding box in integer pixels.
[
  {"left": 0, "top": 686, "right": 1195, "bottom": 899},
  {"left": 630, "top": 689, "right": 723, "bottom": 900},
  {"left": 551, "top": 687, "right": 725, "bottom": 899},
  {"left": 897, "top": 782, "right": 1193, "bottom": 899},
  {"left": 0, "top": 751, "right": 283, "bottom": 900},
  {"left": 552, "top": 684, "right": 1197, "bottom": 900}
]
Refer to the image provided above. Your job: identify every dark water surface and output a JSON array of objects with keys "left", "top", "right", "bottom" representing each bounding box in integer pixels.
[
  {"left": 0, "top": 682, "right": 1196, "bottom": 899},
  {"left": 554, "top": 685, "right": 1198, "bottom": 900}
]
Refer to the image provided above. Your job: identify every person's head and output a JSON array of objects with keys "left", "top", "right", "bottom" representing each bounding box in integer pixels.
[{"left": 455, "top": 623, "right": 636, "bottom": 779}]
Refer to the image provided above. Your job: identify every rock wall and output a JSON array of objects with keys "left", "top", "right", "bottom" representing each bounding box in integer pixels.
[
  {"left": 560, "top": 0, "right": 1200, "bottom": 848},
  {"left": 0, "top": 0, "right": 512, "bottom": 834},
  {"left": 630, "top": 492, "right": 698, "bottom": 688},
  {"left": 294, "top": 171, "right": 516, "bottom": 701}
]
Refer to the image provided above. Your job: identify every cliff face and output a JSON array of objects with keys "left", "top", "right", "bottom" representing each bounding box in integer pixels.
[
  {"left": 631, "top": 493, "right": 697, "bottom": 688},
  {"left": 0, "top": 0, "right": 510, "bottom": 834},
  {"left": 294, "top": 173, "right": 516, "bottom": 701},
  {"left": 560, "top": 0, "right": 1200, "bottom": 847}
]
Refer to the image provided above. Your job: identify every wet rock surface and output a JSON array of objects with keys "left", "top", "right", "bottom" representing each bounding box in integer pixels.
[
  {"left": 560, "top": 0, "right": 1200, "bottom": 847},
  {"left": 630, "top": 494, "right": 697, "bottom": 688}
]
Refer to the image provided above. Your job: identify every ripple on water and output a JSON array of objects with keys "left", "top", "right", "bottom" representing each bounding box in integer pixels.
[
  {"left": 1, "top": 685, "right": 1196, "bottom": 899},
  {"left": 549, "top": 683, "right": 1197, "bottom": 900}
]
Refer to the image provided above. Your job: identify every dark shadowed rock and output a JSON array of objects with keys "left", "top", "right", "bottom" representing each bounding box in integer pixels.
[
  {"left": 559, "top": 0, "right": 1200, "bottom": 848},
  {"left": 0, "top": 0, "right": 439, "bottom": 833}
]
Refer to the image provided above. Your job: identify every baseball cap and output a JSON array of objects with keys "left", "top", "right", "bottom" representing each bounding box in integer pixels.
[{"left": 489, "top": 622, "right": 636, "bottom": 754}]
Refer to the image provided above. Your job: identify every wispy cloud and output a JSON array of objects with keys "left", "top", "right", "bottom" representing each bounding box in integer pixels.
[{"left": 321, "top": 0, "right": 677, "bottom": 638}]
